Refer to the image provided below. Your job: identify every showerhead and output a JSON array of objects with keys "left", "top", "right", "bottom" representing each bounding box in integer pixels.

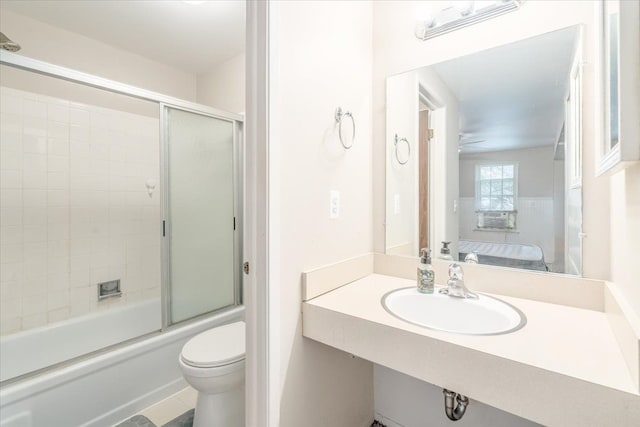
[{"left": 0, "top": 32, "right": 21, "bottom": 52}]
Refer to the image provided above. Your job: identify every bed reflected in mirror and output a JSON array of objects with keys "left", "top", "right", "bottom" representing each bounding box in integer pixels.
[{"left": 384, "top": 25, "right": 583, "bottom": 275}]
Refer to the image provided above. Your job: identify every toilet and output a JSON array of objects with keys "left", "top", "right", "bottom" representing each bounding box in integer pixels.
[{"left": 179, "top": 321, "right": 245, "bottom": 427}]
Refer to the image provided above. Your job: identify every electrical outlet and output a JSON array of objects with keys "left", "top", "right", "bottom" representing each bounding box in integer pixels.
[{"left": 330, "top": 190, "right": 340, "bottom": 219}]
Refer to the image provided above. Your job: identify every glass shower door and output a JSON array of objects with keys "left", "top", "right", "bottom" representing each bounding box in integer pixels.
[{"left": 164, "top": 106, "right": 238, "bottom": 324}]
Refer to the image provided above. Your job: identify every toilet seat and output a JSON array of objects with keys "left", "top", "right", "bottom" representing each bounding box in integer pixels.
[{"left": 181, "top": 321, "right": 245, "bottom": 368}]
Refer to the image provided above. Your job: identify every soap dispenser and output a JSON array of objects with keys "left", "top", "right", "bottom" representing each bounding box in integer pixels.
[
  {"left": 417, "top": 248, "right": 435, "bottom": 294},
  {"left": 439, "top": 241, "right": 454, "bottom": 261}
]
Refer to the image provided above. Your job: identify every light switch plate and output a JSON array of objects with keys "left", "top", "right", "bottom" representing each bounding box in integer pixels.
[
  {"left": 330, "top": 190, "right": 340, "bottom": 219},
  {"left": 394, "top": 194, "right": 400, "bottom": 214}
]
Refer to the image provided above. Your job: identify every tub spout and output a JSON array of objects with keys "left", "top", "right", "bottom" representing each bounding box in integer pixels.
[{"left": 443, "top": 389, "right": 469, "bottom": 421}]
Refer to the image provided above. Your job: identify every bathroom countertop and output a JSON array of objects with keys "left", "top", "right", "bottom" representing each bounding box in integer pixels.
[{"left": 302, "top": 273, "right": 640, "bottom": 426}]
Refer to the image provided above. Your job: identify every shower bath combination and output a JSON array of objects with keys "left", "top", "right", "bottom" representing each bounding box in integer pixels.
[
  {"left": 0, "top": 21, "right": 244, "bottom": 423},
  {"left": 0, "top": 32, "right": 21, "bottom": 52}
]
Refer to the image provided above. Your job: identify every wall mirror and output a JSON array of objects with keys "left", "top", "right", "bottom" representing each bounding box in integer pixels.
[{"left": 385, "top": 25, "right": 584, "bottom": 276}]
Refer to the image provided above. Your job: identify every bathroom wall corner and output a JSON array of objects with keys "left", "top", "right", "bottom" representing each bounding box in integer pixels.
[
  {"left": 302, "top": 253, "right": 374, "bottom": 301},
  {"left": 605, "top": 281, "right": 640, "bottom": 392}
]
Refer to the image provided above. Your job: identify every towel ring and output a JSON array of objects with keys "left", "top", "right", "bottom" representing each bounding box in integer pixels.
[
  {"left": 335, "top": 107, "right": 355, "bottom": 149},
  {"left": 394, "top": 134, "right": 411, "bottom": 165}
]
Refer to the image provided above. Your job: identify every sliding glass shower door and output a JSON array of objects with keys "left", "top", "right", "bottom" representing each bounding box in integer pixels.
[{"left": 164, "top": 106, "right": 239, "bottom": 324}]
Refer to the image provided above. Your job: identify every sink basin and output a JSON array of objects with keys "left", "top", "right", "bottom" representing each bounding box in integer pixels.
[{"left": 382, "top": 287, "right": 526, "bottom": 335}]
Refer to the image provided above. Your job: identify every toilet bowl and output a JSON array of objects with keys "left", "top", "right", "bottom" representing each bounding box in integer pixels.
[{"left": 179, "top": 321, "right": 245, "bottom": 427}]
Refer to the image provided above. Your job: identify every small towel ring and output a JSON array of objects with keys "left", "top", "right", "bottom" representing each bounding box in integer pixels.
[
  {"left": 335, "top": 107, "right": 355, "bottom": 149},
  {"left": 394, "top": 134, "right": 411, "bottom": 165}
]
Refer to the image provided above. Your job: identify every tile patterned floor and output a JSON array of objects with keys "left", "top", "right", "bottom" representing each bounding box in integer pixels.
[
  {"left": 139, "top": 387, "right": 197, "bottom": 425},
  {"left": 115, "top": 415, "right": 156, "bottom": 427},
  {"left": 115, "top": 410, "right": 194, "bottom": 427},
  {"left": 115, "top": 387, "right": 197, "bottom": 427},
  {"left": 117, "top": 389, "right": 383, "bottom": 427},
  {"left": 162, "top": 410, "right": 194, "bottom": 427}
]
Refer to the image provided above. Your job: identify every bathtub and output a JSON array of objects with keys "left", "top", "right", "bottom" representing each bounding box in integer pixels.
[
  {"left": 0, "top": 304, "right": 244, "bottom": 427},
  {"left": 1, "top": 299, "right": 162, "bottom": 382}
]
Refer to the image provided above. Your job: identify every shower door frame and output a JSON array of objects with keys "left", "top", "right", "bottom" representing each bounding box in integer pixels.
[
  {"left": 0, "top": 50, "right": 244, "bottom": 123},
  {"left": 160, "top": 103, "right": 243, "bottom": 328}
]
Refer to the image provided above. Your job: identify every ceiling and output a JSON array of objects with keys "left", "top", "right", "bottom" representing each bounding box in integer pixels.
[
  {"left": 1, "top": 0, "right": 245, "bottom": 74},
  {"left": 424, "top": 26, "right": 578, "bottom": 154}
]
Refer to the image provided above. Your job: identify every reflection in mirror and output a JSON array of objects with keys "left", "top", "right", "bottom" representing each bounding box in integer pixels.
[{"left": 385, "top": 26, "right": 583, "bottom": 276}]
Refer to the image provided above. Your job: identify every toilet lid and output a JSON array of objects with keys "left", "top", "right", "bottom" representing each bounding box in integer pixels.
[{"left": 181, "top": 321, "right": 245, "bottom": 368}]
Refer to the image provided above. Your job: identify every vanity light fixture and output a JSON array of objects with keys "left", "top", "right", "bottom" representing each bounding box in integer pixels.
[{"left": 415, "top": 0, "right": 524, "bottom": 41}]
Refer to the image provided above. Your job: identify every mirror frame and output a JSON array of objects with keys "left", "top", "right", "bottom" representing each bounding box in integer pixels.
[{"left": 595, "top": 0, "right": 640, "bottom": 176}]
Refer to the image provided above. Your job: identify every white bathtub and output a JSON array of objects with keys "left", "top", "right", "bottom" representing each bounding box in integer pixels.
[
  {"left": 0, "top": 304, "right": 244, "bottom": 427},
  {"left": 0, "top": 299, "right": 162, "bottom": 382}
]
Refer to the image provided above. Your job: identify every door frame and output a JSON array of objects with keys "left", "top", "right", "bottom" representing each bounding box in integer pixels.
[
  {"left": 418, "top": 86, "right": 444, "bottom": 254},
  {"left": 245, "top": 1, "right": 274, "bottom": 426},
  {"left": 418, "top": 108, "right": 430, "bottom": 251},
  {"left": 564, "top": 35, "right": 584, "bottom": 276}
]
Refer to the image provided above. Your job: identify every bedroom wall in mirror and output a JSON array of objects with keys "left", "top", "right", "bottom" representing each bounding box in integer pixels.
[{"left": 385, "top": 25, "right": 583, "bottom": 275}]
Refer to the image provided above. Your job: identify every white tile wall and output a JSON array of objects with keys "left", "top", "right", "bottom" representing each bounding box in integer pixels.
[{"left": 0, "top": 86, "right": 160, "bottom": 335}]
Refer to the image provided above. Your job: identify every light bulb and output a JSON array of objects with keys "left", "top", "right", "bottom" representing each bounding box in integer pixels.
[
  {"left": 456, "top": 1, "right": 475, "bottom": 16},
  {"left": 415, "top": 22, "right": 428, "bottom": 40}
]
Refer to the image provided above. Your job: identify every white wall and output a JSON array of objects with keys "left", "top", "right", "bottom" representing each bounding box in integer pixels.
[
  {"left": 196, "top": 53, "right": 246, "bottom": 114},
  {"left": 608, "top": 0, "right": 640, "bottom": 320},
  {"left": 0, "top": 9, "right": 197, "bottom": 101},
  {"left": 374, "top": 365, "right": 540, "bottom": 427},
  {"left": 372, "top": 0, "right": 609, "bottom": 281},
  {"left": 385, "top": 72, "right": 419, "bottom": 256},
  {"left": 610, "top": 164, "right": 640, "bottom": 319},
  {"left": 270, "top": 1, "right": 374, "bottom": 426}
]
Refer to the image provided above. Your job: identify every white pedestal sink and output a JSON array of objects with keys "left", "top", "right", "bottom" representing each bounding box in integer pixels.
[{"left": 382, "top": 287, "right": 526, "bottom": 335}]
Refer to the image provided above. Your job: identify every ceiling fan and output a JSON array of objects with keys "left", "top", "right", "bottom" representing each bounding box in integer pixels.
[
  {"left": 459, "top": 139, "right": 486, "bottom": 146},
  {"left": 458, "top": 133, "right": 486, "bottom": 146}
]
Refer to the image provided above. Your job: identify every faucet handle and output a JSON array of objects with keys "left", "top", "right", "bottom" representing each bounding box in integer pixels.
[
  {"left": 446, "top": 263, "right": 478, "bottom": 299},
  {"left": 448, "top": 263, "right": 464, "bottom": 280},
  {"left": 464, "top": 252, "right": 478, "bottom": 264}
]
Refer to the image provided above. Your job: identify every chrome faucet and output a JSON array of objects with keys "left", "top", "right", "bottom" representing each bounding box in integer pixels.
[
  {"left": 440, "top": 263, "right": 478, "bottom": 299},
  {"left": 464, "top": 252, "right": 478, "bottom": 264}
]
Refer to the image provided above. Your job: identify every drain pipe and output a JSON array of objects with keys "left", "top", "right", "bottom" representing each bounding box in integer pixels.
[{"left": 443, "top": 389, "right": 469, "bottom": 421}]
